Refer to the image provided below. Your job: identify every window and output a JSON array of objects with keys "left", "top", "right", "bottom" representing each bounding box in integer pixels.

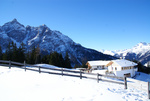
[
  {"left": 115, "top": 67, "right": 117, "bottom": 70},
  {"left": 97, "top": 66, "right": 102, "bottom": 70}
]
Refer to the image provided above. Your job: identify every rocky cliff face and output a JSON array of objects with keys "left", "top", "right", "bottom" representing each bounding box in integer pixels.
[{"left": 0, "top": 19, "right": 116, "bottom": 65}]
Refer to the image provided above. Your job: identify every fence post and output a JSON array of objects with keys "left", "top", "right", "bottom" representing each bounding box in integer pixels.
[
  {"left": 39, "top": 66, "right": 41, "bottom": 73},
  {"left": 97, "top": 73, "right": 99, "bottom": 83},
  {"left": 24, "top": 61, "right": 26, "bottom": 71},
  {"left": 9, "top": 60, "right": 11, "bottom": 69},
  {"left": 24, "top": 61, "right": 26, "bottom": 72},
  {"left": 124, "top": 76, "right": 127, "bottom": 89},
  {"left": 80, "top": 70, "right": 82, "bottom": 79},
  {"left": 148, "top": 82, "right": 150, "bottom": 99},
  {"left": 62, "top": 68, "right": 63, "bottom": 76}
]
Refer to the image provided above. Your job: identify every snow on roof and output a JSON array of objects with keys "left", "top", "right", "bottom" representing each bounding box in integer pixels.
[
  {"left": 111, "top": 59, "right": 137, "bottom": 67},
  {"left": 87, "top": 60, "right": 110, "bottom": 66}
]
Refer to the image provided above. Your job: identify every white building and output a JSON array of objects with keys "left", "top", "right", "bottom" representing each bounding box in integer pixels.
[
  {"left": 106, "top": 59, "right": 138, "bottom": 77},
  {"left": 86, "top": 60, "right": 110, "bottom": 70},
  {"left": 86, "top": 59, "right": 138, "bottom": 77}
]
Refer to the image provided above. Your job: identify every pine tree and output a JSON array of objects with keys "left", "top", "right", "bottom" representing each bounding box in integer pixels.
[
  {"left": 2, "top": 48, "right": 8, "bottom": 60},
  {"left": 81, "top": 62, "right": 88, "bottom": 68},
  {"left": 7, "top": 42, "right": 13, "bottom": 60},
  {"left": 0, "top": 45, "right": 2, "bottom": 60},
  {"left": 49, "top": 51, "right": 58, "bottom": 66},
  {"left": 18, "top": 42, "right": 26, "bottom": 63},
  {"left": 26, "top": 51, "right": 30, "bottom": 64},
  {"left": 0, "top": 42, "right": 26, "bottom": 62},
  {"left": 48, "top": 52, "right": 65, "bottom": 67},
  {"left": 64, "top": 52, "right": 71, "bottom": 68},
  {"left": 41, "top": 55, "right": 49, "bottom": 64},
  {"left": 58, "top": 53, "right": 64, "bottom": 67},
  {"left": 133, "top": 60, "right": 143, "bottom": 72},
  {"left": 29, "top": 46, "right": 36, "bottom": 64},
  {"left": 12, "top": 43, "right": 18, "bottom": 62},
  {"left": 35, "top": 45, "right": 41, "bottom": 64},
  {"left": 2, "top": 52, "right": 7, "bottom": 60}
]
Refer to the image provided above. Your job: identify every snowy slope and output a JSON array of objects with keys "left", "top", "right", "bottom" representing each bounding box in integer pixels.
[
  {"left": 0, "top": 65, "right": 148, "bottom": 101},
  {"left": 100, "top": 42, "right": 150, "bottom": 65}
]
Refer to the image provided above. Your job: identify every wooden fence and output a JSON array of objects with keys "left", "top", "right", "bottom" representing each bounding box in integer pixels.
[
  {"left": 1, "top": 60, "right": 150, "bottom": 99},
  {"left": 0, "top": 60, "right": 128, "bottom": 90}
]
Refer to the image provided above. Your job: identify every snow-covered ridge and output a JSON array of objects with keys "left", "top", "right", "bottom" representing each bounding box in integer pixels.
[
  {"left": 100, "top": 49, "right": 116, "bottom": 56},
  {"left": 101, "top": 42, "right": 150, "bottom": 55},
  {"left": 100, "top": 42, "right": 150, "bottom": 65}
]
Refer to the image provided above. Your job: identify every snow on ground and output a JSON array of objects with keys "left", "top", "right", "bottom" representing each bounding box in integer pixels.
[
  {"left": 0, "top": 66, "right": 149, "bottom": 101},
  {"left": 34, "top": 64, "right": 60, "bottom": 69},
  {"left": 134, "top": 72, "right": 150, "bottom": 82}
]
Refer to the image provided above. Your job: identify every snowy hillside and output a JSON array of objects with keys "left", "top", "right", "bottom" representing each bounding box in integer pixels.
[
  {"left": 0, "top": 65, "right": 149, "bottom": 101},
  {"left": 100, "top": 42, "right": 150, "bottom": 65}
]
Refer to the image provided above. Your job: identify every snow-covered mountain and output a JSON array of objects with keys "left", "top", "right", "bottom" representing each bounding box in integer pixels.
[
  {"left": 100, "top": 42, "right": 150, "bottom": 65},
  {"left": 0, "top": 19, "right": 115, "bottom": 65}
]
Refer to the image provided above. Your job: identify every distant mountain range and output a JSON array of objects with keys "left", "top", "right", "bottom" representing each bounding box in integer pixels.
[
  {"left": 0, "top": 19, "right": 116, "bottom": 66},
  {"left": 100, "top": 42, "right": 150, "bottom": 65}
]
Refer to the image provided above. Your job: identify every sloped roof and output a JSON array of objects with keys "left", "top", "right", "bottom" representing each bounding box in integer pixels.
[
  {"left": 107, "top": 59, "right": 137, "bottom": 67},
  {"left": 87, "top": 60, "right": 110, "bottom": 66}
]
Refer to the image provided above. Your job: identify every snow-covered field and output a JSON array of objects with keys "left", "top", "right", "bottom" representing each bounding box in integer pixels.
[{"left": 0, "top": 65, "right": 149, "bottom": 101}]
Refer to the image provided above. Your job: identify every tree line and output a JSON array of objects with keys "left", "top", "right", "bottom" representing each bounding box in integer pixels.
[
  {"left": 42, "top": 51, "right": 71, "bottom": 68},
  {"left": 0, "top": 42, "right": 72, "bottom": 69},
  {"left": 134, "top": 60, "right": 150, "bottom": 74}
]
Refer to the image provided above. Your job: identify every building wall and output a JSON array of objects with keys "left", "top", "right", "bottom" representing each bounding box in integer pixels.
[
  {"left": 91, "top": 65, "right": 107, "bottom": 70},
  {"left": 107, "top": 62, "right": 137, "bottom": 77},
  {"left": 91, "top": 66, "right": 97, "bottom": 69},
  {"left": 108, "top": 62, "right": 122, "bottom": 71},
  {"left": 114, "top": 68, "right": 137, "bottom": 77},
  {"left": 108, "top": 66, "right": 122, "bottom": 71}
]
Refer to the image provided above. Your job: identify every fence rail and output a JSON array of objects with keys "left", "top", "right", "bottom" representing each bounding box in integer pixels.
[{"left": 0, "top": 60, "right": 130, "bottom": 89}]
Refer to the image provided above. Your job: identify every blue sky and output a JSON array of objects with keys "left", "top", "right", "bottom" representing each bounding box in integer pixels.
[{"left": 0, "top": 0, "right": 150, "bottom": 51}]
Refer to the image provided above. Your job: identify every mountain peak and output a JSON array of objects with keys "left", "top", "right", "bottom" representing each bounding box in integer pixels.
[
  {"left": 38, "top": 24, "right": 49, "bottom": 29},
  {"left": 1, "top": 18, "right": 26, "bottom": 35},
  {"left": 42, "top": 24, "right": 46, "bottom": 26},
  {"left": 10, "top": 18, "right": 22, "bottom": 26},
  {"left": 134, "top": 42, "right": 149, "bottom": 49},
  {"left": 12, "top": 18, "right": 18, "bottom": 23},
  {"left": 137, "top": 42, "right": 147, "bottom": 46},
  {"left": 3, "top": 18, "right": 22, "bottom": 27}
]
